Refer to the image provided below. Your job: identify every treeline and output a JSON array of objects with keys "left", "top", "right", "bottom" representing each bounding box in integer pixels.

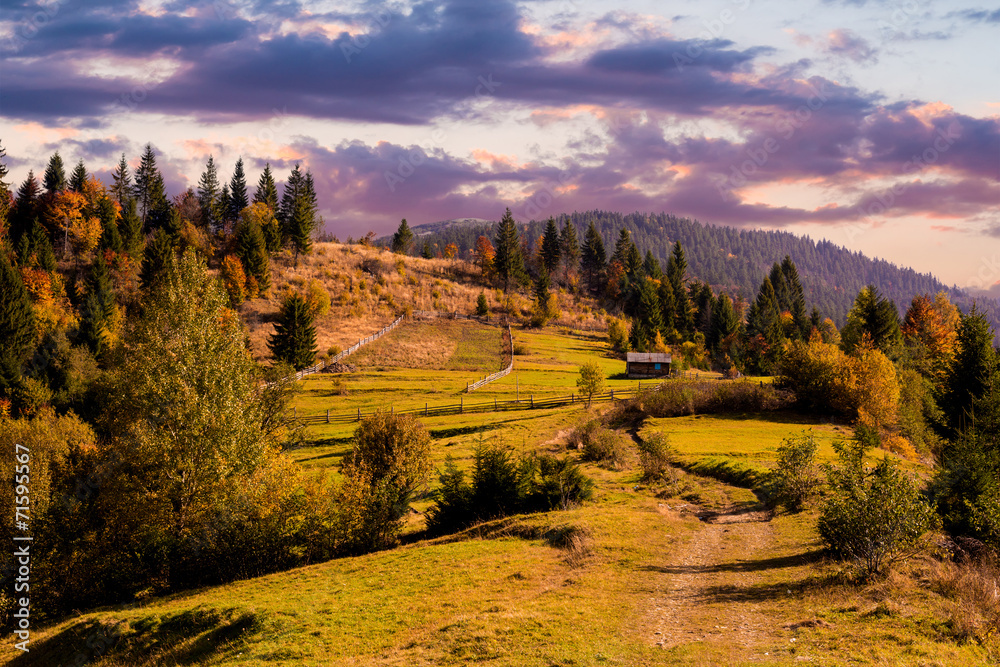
[{"left": 399, "top": 210, "right": 999, "bottom": 335}]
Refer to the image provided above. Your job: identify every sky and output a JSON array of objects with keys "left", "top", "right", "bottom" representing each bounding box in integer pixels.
[{"left": 1, "top": 0, "right": 998, "bottom": 290}]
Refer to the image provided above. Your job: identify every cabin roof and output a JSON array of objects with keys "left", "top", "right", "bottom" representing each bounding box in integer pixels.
[{"left": 626, "top": 352, "right": 672, "bottom": 363}]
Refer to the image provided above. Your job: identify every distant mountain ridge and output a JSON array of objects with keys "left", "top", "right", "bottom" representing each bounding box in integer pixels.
[{"left": 396, "top": 211, "right": 1000, "bottom": 337}]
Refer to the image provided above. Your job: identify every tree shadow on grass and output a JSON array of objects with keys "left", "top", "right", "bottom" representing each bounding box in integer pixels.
[
  {"left": 9, "top": 608, "right": 265, "bottom": 667},
  {"left": 640, "top": 549, "right": 825, "bottom": 577}
]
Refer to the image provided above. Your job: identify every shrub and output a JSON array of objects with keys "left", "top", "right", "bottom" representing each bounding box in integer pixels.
[
  {"left": 620, "top": 379, "right": 794, "bottom": 419},
  {"left": 818, "top": 439, "right": 938, "bottom": 578},
  {"left": 638, "top": 431, "right": 674, "bottom": 482},
  {"left": 425, "top": 441, "right": 593, "bottom": 535},
  {"left": 573, "top": 420, "right": 630, "bottom": 470},
  {"left": 512, "top": 342, "right": 530, "bottom": 356},
  {"left": 606, "top": 315, "right": 630, "bottom": 354},
  {"left": 359, "top": 257, "right": 384, "bottom": 277},
  {"left": 475, "top": 292, "right": 489, "bottom": 318},
  {"left": 763, "top": 431, "right": 821, "bottom": 512},
  {"left": 576, "top": 360, "right": 605, "bottom": 408}
]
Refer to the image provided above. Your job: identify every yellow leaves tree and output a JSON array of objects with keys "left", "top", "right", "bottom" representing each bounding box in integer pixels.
[
  {"left": 45, "top": 190, "right": 100, "bottom": 256},
  {"left": 834, "top": 338, "right": 900, "bottom": 437},
  {"left": 902, "top": 291, "right": 959, "bottom": 384},
  {"left": 473, "top": 235, "right": 495, "bottom": 280}
]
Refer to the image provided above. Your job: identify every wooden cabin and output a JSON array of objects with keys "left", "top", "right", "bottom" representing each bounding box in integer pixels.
[{"left": 626, "top": 352, "right": 672, "bottom": 378}]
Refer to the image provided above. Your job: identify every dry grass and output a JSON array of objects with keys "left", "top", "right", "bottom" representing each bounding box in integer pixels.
[
  {"left": 235, "top": 243, "right": 607, "bottom": 362},
  {"left": 927, "top": 552, "right": 1000, "bottom": 652}
]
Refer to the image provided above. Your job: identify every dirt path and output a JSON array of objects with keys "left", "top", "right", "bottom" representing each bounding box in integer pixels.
[{"left": 648, "top": 502, "right": 778, "bottom": 652}]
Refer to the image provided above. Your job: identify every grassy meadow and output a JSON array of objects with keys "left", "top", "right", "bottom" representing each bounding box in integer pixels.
[{"left": 6, "top": 296, "right": 995, "bottom": 666}]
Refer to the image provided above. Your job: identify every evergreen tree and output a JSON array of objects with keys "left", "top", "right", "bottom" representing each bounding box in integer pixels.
[
  {"left": 781, "top": 256, "right": 810, "bottom": 339},
  {"left": 624, "top": 242, "right": 643, "bottom": 280},
  {"left": 611, "top": 228, "right": 633, "bottom": 268},
  {"left": 10, "top": 171, "right": 40, "bottom": 247},
  {"left": 78, "top": 253, "right": 116, "bottom": 356},
  {"left": 278, "top": 164, "right": 304, "bottom": 240},
  {"left": 476, "top": 292, "right": 489, "bottom": 318},
  {"left": 493, "top": 208, "right": 526, "bottom": 293},
  {"left": 842, "top": 285, "right": 903, "bottom": 356},
  {"left": 111, "top": 153, "right": 132, "bottom": 206},
  {"left": 253, "top": 163, "right": 279, "bottom": 212},
  {"left": 69, "top": 160, "right": 87, "bottom": 193},
  {"left": 630, "top": 279, "right": 664, "bottom": 352},
  {"left": 97, "top": 196, "right": 122, "bottom": 253},
  {"left": 0, "top": 254, "right": 35, "bottom": 393},
  {"left": 421, "top": 243, "right": 433, "bottom": 259},
  {"left": 691, "top": 281, "right": 715, "bottom": 336},
  {"left": 27, "top": 219, "right": 56, "bottom": 272},
  {"left": 228, "top": 157, "right": 248, "bottom": 221},
  {"left": 532, "top": 266, "right": 553, "bottom": 325},
  {"left": 658, "top": 278, "right": 676, "bottom": 336},
  {"left": 139, "top": 228, "right": 175, "bottom": 292},
  {"left": 540, "top": 217, "right": 561, "bottom": 275},
  {"left": 643, "top": 250, "right": 662, "bottom": 280},
  {"left": 218, "top": 183, "right": 232, "bottom": 230},
  {"left": 667, "top": 241, "right": 694, "bottom": 337},
  {"left": 133, "top": 143, "right": 169, "bottom": 230},
  {"left": 197, "top": 156, "right": 222, "bottom": 232},
  {"left": 940, "top": 305, "right": 998, "bottom": 435},
  {"left": 709, "top": 293, "right": 741, "bottom": 357},
  {"left": 559, "top": 218, "right": 579, "bottom": 277},
  {"left": 0, "top": 141, "right": 10, "bottom": 230},
  {"left": 268, "top": 293, "right": 317, "bottom": 370},
  {"left": 746, "top": 277, "right": 784, "bottom": 374},
  {"left": 234, "top": 212, "right": 270, "bottom": 295},
  {"left": 391, "top": 218, "right": 414, "bottom": 254},
  {"left": 43, "top": 152, "right": 66, "bottom": 195},
  {"left": 120, "top": 198, "right": 144, "bottom": 258},
  {"left": 580, "top": 220, "right": 606, "bottom": 293},
  {"left": 288, "top": 171, "right": 317, "bottom": 263}
]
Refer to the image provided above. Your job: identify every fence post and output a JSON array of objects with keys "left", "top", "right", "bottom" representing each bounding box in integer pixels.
[
  {"left": 610, "top": 389, "right": 614, "bottom": 400},
  {"left": 293, "top": 406, "right": 296, "bottom": 418},
  {"left": 530, "top": 395, "right": 533, "bottom": 408},
  {"left": 357, "top": 408, "right": 361, "bottom": 422},
  {"left": 326, "top": 409, "right": 330, "bottom": 424},
  {"left": 425, "top": 403, "right": 428, "bottom": 416},
  {"left": 494, "top": 397, "right": 497, "bottom": 410},
  {"left": 460, "top": 396, "right": 463, "bottom": 414}
]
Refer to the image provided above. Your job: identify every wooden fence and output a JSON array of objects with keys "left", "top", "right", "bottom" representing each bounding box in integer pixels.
[
  {"left": 467, "top": 324, "right": 513, "bottom": 392},
  {"left": 290, "top": 381, "right": 667, "bottom": 425}
]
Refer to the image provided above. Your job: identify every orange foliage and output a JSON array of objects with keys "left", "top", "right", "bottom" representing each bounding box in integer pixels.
[
  {"left": 443, "top": 242, "right": 458, "bottom": 260},
  {"left": 221, "top": 255, "right": 247, "bottom": 306},
  {"left": 473, "top": 235, "right": 495, "bottom": 279},
  {"left": 902, "top": 291, "right": 959, "bottom": 382}
]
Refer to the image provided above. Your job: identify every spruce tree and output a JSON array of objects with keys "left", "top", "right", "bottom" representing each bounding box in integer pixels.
[
  {"left": 493, "top": 208, "right": 526, "bottom": 293},
  {"left": 268, "top": 293, "right": 317, "bottom": 370},
  {"left": 940, "top": 305, "right": 997, "bottom": 434},
  {"left": 133, "top": 143, "right": 168, "bottom": 230},
  {"left": 69, "top": 160, "right": 88, "bottom": 193},
  {"left": 228, "top": 157, "right": 248, "bottom": 221},
  {"left": 97, "top": 197, "right": 123, "bottom": 253},
  {"left": 709, "top": 293, "right": 740, "bottom": 357},
  {"left": 27, "top": 219, "right": 56, "bottom": 272},
  {"left": 746, "top": 277, "right": 784, "bottom": 374},
  {"left": 611, "top": 228, "right": 633, "bottom": 267},
  {"left": 78, "top": 253, "right": 116, "bottom": 356},
  {"left": 139, "top": 228, "right": 175, "bottom": 292},
  {"left": 0, "top": 254, "right": 35, "bottom": 392},
  {"left": 842, "top": 285, "right": 903, "bottom": 356},
  {"left": 10, "top": 172, "right": 40, "bottom": 249},
  {"left": 643, "top": 250, "right": 662, "bottom": 280},
  {"left": 532, "top": 266, "right": 553, "bottom": 325},
  {"left": 234, "top": 212, "right": 270, "bottom": 295},
  {"left": 391, "top": 218, "right": 414, "bottom": 254},
  {"left": 278, "top": 164, "right": 304, "bottom": 240},
  {"left": 580, "top": 220, "right": 606, "bottom": 293},
  {"left": 658, "top": 278, "right": 676, "bottom": 336},
  {"left": 0, "top": 141, "right": 10, "bottom": 229},
  {"left": 43, "top": 152, "right": 66, "bottom": 195},
  {"left": 630, "top": 278, "right": 664, "bottom": 351},
  {"left": 288, "top": 172, "right": 317, "bottom": 264},
  {"left": 120, "top": 198, "right": 144, "bottom": 258},
  {"left": 197, "top": 156, "right": 221, "bottom": 232},
  {"left": 421, "top": 243, "right": 433, "bottom": 259},
  {"left": 111, "top": 153, "right": 132, "bottom": 206},
  {"left": 540, "top": 217, "right": 561, "bottom": 275},
  {"left": 218, "top": 183, "right": 232, "bottom": 230},
  {"left": 253, "top": 163, "right": 279, "bottom": 212},
  {"left": 625, "top": 243, "right": 643, "bottom": 279},
  {"left": 559, "top": 218, "right": 580, "bottom": 278},
  {"left": 667, "top": 241, "right": 693, "bottom": 338}
]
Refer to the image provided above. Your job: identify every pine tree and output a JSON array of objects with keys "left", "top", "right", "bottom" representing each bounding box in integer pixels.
[
  {"left": 580, "top": 220, "right": 606, "bottom": 293},
  {"left": 228, "top": 157, "right": 248, "bottom": 221},
  {"left": 709, "top": 293, "right": 740, "bottom": 356},
  {"left": 476, "top": 292, "right": 489, "bottom": 318},
  {"left": 197, "top": 156, "right": 222, "bottom": 232},
  {"left": 268, "top": 293, "right": 317, "bottom": 370},
  {"left": 97, "top": 196, "right": 122, "bottom": 253},
  {"left": 842, "top": 285, "right": 903, "bottom": 356},
  {"left": 111, "top": 153, "right": 132, "bottom": 206},
  {"left": 611, "top": 228, "right": 633, "bottom": 267},
  {"left": 421, "top": 243, "right": 433, "bottom": 259},
  {"left": 139, "top": 228, "right": 175, "bottom": 292},
  {"left": 218, "top": 183, "right": 232, "bottom": 230},
  {"left": 10, "top": 171, "right": 40, "bottom": 247},
  {"left": 253, "top": 163, "right": 278, "bottom": 212},
  {"left": 493, "top": 208, "right": 526, "bottom": 293},
  {"left": 27, "top": 219, "right": 56, "bottom": 272},
  {"left": 78, "top": 253, "right": 116, "bottom": 356},
  {"left": 940, "top": 305, "right": 997, "bottom": 434},
  {"left": 391, "top": 218, "right": 414, "bottom": 254},
  {"left": 0, "top": 254, "right": 35, "bottom": 392},
  {"left": 630, "top": 278, "right": 664, "bottom": 351},
  {"left": 133, "top": 143, "right": 168, "bottom": 230},
  {"left": 625, "top": 243, "right": 643, "bottom": 280},
  {"left": 643, "top": 250, "right": 662, "bottom": 280},
  {"left": 540, "top": 217, "right": 561, "bottom": 275},
  {"left": 559, "top": 219, "right": 580, "bottom": 278},
  {"left": 278, "top": 164, "right": 304, "bottom": 241},
  {"left": 120, "top": 198, "right": 144, "bottom": 258},
  {"left": 234, "top": 211, "right": 270, "bottom": 295},
  {"left": 0, "top": 141, "right": 10, "bottom": 230},
  {"left": 69, "top": 160, "right": 88, "bottom": 193},
  {"left": 667, "top": 241, "right": 693, "bottom": 337},
  {"left": 746, "top": 277, "right": 784, "bottom": 374},
  {"left": 658, "top": 278, "right": 676, "bottom": 337},
  {"left": 288, "top": 171, "right": 317, "bottom": 264},
  {"left": 532, "top": 266, "right": 553, "bottom": 325},
  {"left": 43, "top": 152, "right": 66, "bottom": 195}
]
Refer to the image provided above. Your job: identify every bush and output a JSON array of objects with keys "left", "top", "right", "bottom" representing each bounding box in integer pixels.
[
  {"left": 606, "top": 316, "right": 630, "bottom": 354},
  {"left": 572, "top": 420, "right": 630, "bottom": 470},
  {"left": 762, "top": 431, "right": 821, "bottom": 512},
  {"left": 425, "top": 441, "right": 593, "bottom": 535},
  {"left": 619, "top": 379, "right": 794, "bottom": 419},
  {"left": 637, "top": 431, "right": 674, "bottom": 482},
  {"left": 359, "top": 257, "right": 384, "bottom": 277},
  {"left": 818, "top": 439, "right": 938, "bottom": 578}
]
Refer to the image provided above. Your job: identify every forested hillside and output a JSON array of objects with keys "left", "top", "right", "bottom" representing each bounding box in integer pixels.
[{"left": 403, "top": 211, "right": 999, "bottom": 331}]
